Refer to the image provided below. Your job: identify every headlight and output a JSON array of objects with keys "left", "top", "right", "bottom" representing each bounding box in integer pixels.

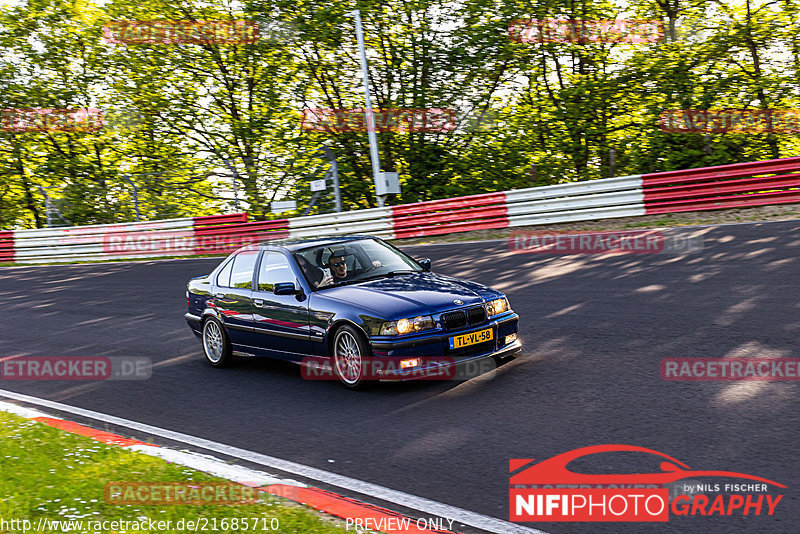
[
  {"left": 380, "top": 315, "right": 435, "bottom": 335},
  {"left": 486, "top": 297, "right": 510, "bottom": 317}
]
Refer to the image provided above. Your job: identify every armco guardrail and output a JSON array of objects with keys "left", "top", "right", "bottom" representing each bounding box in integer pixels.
[
  {"left": 642, "top": 156, "right": 800, "bottom": 214},
  {"left": 390, "top": 174, "right": 645, "bottom": 239},
  {"left": 288, "top": 207, "right": 394, "bottom": 239},
  {"left": 193, "top": 213, "right": 249, "bottom": 227},
  {"left": 194, "top": 219, "right": 290, "bottom": 255},
  {"left": 504, "top": 174, "right": 645, "bottom": 226},
  {"left": 9, "top": 214, "right": 248, "bottom": 264},
  {"left": 3, "top": 157, "right": 799, "bottom": 264},
  {"left": 391, "top": 192, "right": 509, "bottom": 238},
  {"left": 0, "top": 231, "right": 13, "bottom": 262},
  {"left": 15, "top": 219, "right": 195, "bottom": 263}
]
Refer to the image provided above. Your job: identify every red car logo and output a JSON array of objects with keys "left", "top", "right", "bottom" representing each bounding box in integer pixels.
[{"left": 510, "top": 444, "right": 785, "bottom": 487}]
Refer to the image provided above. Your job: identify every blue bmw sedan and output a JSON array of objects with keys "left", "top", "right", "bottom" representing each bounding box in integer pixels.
[{"left": 185, "top": 235, "right": 521, "bottom": 389}]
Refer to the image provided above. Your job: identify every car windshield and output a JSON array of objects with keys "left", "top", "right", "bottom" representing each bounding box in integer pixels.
[{"left": 294, "top": 238, "right": 422, "bottom": 289}]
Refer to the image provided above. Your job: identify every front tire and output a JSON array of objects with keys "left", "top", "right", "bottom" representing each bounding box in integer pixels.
[
  {"left": 202, "top": 317, "right": 232, "bottom": 368},
  {"left": 332, "top": 325, "right": 371, "bottom": 390}
]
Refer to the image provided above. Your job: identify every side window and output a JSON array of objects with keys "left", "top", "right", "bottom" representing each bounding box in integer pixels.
[
  {"left": 257, "top": 251, "right": 294, "bottom": 292},
  {"left": 228, "top": 250, "right": 258, "bottom": 289},
  {"left": 216, "top": 258, "right": 234, "bottom": 287}
]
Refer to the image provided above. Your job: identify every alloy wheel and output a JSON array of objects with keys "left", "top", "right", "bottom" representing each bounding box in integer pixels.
[
  {"left": 203, "top": 320, "right": 224, "bottom": 363},
  {"left": 334, "top": 330, "right": 362, "bottom": 385}
]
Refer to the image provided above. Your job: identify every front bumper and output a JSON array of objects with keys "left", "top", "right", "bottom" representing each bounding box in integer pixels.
[
  {"left": 368, "top": 312, "right": 521, "bottom": 381},
  {"left": 374, "top": 339, "right": 522, "bottom": 381},
  {"left": 370, "top": 312, "right": 518, "bottom": 353}
]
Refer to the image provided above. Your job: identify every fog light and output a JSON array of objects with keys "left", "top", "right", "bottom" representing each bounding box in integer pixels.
[
  {"left": 505, "top": 333, "right": 517, "bottom": 345},
  {"left": 400, "top": 358, "right": 421, "bottom": 369}
]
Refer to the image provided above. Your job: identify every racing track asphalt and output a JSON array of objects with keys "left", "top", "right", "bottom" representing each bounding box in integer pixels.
[{"left": 1, "top": 220, "right": 798, "bottom": 534}]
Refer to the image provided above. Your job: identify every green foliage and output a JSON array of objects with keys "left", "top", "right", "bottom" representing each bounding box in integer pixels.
[{"left": 0, "top": 0, "right": 798, "bottom": 229}]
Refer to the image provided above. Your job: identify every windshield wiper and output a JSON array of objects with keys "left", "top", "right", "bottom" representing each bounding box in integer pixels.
[
  {"left": 356, "top": 270, "right": 417, "bottom": 282},
  {"left": 326, "top": 270, "right": 418, "bottom": 286},
  {"left": 339, "top": 279, "right": 370, "bottom": 286},
  {"left": 320, "top": 270, "right": 419, "bottom": 288},
  {"left": 384, "top": 270, "right": 417, "bottom": 277}
]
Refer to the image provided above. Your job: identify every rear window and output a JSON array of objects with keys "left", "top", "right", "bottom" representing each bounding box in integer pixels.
[
  {"left": 216, "top": 258, "right": 234, "bottom": 287},
  {"left": 218, "top": 250, "right": 258, "bottom": 289}
]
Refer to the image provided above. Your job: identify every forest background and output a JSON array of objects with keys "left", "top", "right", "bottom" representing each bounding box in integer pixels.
[{"left": 0, "top": 0, "right": 797, "bottom": 229}]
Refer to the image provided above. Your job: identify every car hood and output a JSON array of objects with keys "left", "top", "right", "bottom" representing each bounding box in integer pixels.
[{"left": 318, "top": 272, "right": 500, "bottom": 317}]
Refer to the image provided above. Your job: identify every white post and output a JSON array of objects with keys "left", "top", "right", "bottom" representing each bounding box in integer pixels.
[{"left": 348, "top": 9, "right": 384, "bottom": 207}]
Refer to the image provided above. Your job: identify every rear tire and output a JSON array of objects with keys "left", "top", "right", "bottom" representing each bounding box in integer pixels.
[
  {"left": 332, "top": 325, "right": 371, "bottom": 390},
  {"left": 202, "top": 317, "right": 232, "bottom": 368}
]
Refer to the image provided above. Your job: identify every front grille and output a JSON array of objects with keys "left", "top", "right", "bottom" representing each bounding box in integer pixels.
[
  {"left": 442, "top": 311, "right": 466, "bottom": 330},
  {"left": 466, "top": 305, "right": 486, "bottom": 325}
]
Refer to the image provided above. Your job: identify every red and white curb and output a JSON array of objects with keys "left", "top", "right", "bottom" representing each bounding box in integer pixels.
[{"left": 0, "top": 399, "right": 465, "bottom": 534}]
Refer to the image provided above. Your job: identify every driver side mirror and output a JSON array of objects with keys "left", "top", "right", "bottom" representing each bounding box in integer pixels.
[
  {"left": 418, "top": 258, "right": 432, "bottom": 271},
  {"left": 274, "top": 282, "right": 299, "bottom": 295}
]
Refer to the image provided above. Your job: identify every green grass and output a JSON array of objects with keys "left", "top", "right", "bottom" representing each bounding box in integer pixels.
[{"left": 0, "top": 411, "right": 346, "bottom": 533}]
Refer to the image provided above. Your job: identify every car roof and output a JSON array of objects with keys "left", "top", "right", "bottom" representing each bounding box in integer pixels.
[{"left": 259, "top": 235, "right": 376, "bottom": 252}]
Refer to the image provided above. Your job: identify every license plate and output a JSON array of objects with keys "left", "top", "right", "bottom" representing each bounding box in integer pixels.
[{"left": 449, "top": 328, "right": 493, "bottom": 349}]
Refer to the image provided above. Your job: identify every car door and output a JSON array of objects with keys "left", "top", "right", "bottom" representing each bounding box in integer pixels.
[
  {"left": 211, "top": 249, "right": 258, "bottom": 347},
  {"left": 251, "top": 250, "right": 312, "bottom": 360}
]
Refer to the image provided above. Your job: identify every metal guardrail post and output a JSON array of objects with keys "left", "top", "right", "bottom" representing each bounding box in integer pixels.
[
  {"left": 37, "top": 186, "right": 53, "bottom": 228},
  {"left": 610, "top": 149, "right": 616, "bottom": 178},
  {"left": 121, "top": 174, "right": 141, "bottom": 221},
  {"left": 36, "top": 185, "right": 71, "bottom": 227},
  {"left": 222, "top": 158, "right": 241, "bottom": 211},
  {"left": 320, "top": 146, "right": 341, "bottom": 213}
]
